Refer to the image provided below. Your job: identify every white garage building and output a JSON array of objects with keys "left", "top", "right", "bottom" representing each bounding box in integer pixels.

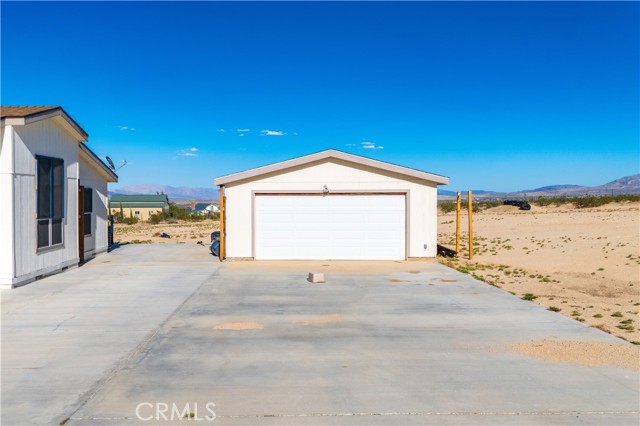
[{"left": 214, "top": 150, "right": 449, "bottom": 261}]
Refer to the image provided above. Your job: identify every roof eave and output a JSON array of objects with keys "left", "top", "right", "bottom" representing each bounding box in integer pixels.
[
  {"left": 214, "top": 149, "right": 449, "bottom": 186},
  {"left": 79, "top": 143, "right": 118, "bottom": 183},
  {"left": 1, "top": 107, "right": 88, "bottom": 142}
]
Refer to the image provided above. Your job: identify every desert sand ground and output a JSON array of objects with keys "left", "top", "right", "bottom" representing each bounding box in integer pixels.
[
  {"left": 114, "top": 203, "right": 639, "bottom": 344},
  {"left": 438, "top": 202, "right": 640, "bottom": 344},
  {"left": 114, "top": 219, "right": 219, "bottom": 245}
]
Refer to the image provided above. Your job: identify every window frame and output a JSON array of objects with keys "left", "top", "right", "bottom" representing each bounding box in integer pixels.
[
  {"left": 83, "top": 187, "right": 93, "bottom": 237},
  {"left": 36, "top": 155, "right": 65, "bottom": 251}
]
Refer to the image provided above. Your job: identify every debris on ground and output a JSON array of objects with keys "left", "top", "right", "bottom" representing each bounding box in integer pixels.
[{"left": 504, "top": 200, "right": 532, "bottom": 210}]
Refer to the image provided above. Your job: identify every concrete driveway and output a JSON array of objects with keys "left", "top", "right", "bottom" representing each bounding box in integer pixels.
[
  {"left": 2, "top": 252, "right": 638, "bottom": 425},
  {"left": 1, "top": 244, "right": 218, "bottom": 426}
]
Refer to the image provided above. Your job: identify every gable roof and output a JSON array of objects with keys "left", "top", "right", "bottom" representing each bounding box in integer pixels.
[
  {"left": 214, "top": 149, "right": 449, "bottom": 186},
  {"left": 0, "top": 106, "right": 88, "bottom": 141},
  {"left": 2, "top": 106, "right": 117, "bottom": 183},
  {"left": 110, "top": 194, "right": 169, "bottom": 203},
  {"left": 79, "top": 143, "right": 118, "bottom": 183},
  {"left": 109, "top": 202, "right": 167, "bottom": 209}
]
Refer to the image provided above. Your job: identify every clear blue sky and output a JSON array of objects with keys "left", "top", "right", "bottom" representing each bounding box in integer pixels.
[{"left": 2, "top": 1, "right": 638, "bottom": 192}]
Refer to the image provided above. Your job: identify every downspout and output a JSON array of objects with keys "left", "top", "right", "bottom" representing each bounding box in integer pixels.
[{"left": 219, "top": 185, "right": 226, "bottom": 261}]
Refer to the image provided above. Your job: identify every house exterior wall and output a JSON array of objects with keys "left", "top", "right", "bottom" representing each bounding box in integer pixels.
[
  {"left": 79, "top": 153, "right": 110, "bottom": 258},
  {"left": 1, "top": 119, "right": 80, "bottom": 287},
  {"left": 0, "top": 125, "right": 15, "bottom": 284},
  {"left": 109, "top": 206, "right": 164, "bottom": 221},
  {"left": 223, "top": 158, "right": 438, "bottom": 259}
]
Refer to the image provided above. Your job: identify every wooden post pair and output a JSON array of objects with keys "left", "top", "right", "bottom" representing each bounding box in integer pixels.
[{"left": 455, "top": 191, "right": 473, "bottom": 260}]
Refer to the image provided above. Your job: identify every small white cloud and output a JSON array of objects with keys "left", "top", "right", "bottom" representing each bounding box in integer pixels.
[
  {"left": 118, "top": 125, "right": 135, "bottom": 131},
  {"left": 239, "top": 134, "right": 245, "bottom": 137},
  {"left": 260, "top": 129, "right": 285, "bottom": 136},
  {"left": 237, "top": 128, "right": 251, "bottom": 132},
  {"left": 293, "top": 132, "right": 298, "bottom": 136},
  {"left": 178, "top": 147, "right": 199, "bottom": 157},
  {"left": 345, "top": 143, "right": 356, "bottom": 147},
  {"left": 216, "top": 129, "right": 225, "bottom": 132},
  {"left": 361, "top": 141, "right": 383, "bottom": 150}
]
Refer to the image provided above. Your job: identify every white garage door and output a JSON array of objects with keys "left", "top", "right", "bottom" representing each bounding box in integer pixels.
[{"left": 255, "top": 195, "right": 406, "bottom": 260}]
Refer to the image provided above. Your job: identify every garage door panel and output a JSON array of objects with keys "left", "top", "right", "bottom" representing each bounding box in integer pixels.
[{"left": 255, "top": 195, "right": 405, "bottom": 260}]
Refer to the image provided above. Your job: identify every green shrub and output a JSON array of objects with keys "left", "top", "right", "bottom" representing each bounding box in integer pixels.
[
  {"left": 522, "top": 293, "right": 538, "bottom": 301},
  {"left": 122, "top": 216, "right": 139, "bottom": 225},
  {"left": 440, "top": 201, "right": 456, "bottom": 213},
  {"left": 148, "top": 212, "right": 165, "bottom": 224},
  {"left": 531, "top": 194, "right": 640, "bottom": 209},
  {"left": 113, "top": 211, "right": 124, "bottom": 223},
  {"left": 476, "top": 200, "right": 503, "bottom": 210},
  {"left": 617, "top": 323, "right": 635, "bottom": 331},
  {"left": 548, "top": 306, "right": 561, "bottom": 312},
  {"left": 130, "top": 239, "right": 152, "bottom": 244}
]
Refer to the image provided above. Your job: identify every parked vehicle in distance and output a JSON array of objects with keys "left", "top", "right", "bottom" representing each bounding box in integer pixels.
[{"left": 504, "top": 200, "right": 531, "bottom": 211}]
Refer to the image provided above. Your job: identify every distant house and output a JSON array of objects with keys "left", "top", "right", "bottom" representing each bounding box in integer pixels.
[
  {"left": 109, "top": 194, "right": 169, "bottom": 221},
  {"left": 194, "top": 202, "right": 220, "bottom": 216},
  {"left": 0, "top": 106, "right": 118, "bottom": 288}
]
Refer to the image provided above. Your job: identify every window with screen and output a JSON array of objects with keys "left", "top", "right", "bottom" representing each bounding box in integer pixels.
[
  {"left": 84, "top": 188, "right": 93, "bottom": 236},
  {"left": 36, "top": 156, "right": 65, "bottom": 249}
]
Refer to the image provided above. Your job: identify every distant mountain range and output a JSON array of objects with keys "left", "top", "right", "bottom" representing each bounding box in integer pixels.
[
  {"left": 439, "top": 174, "right": 640, "bottom": 198},
  {"left": 109, "top": 184, "right": 217, "bottom": 200},
  {"left": 109, "top": 174, "right": 640, "bottom": 201}
]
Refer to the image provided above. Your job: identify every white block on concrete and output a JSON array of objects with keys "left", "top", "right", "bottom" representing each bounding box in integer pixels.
[{"left": 307, "top": 272, "right": 325, "bottom": 283}]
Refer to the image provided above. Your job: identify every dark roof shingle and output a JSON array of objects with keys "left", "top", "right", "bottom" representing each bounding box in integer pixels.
[{"left": 0, "top": 106, "right": 59, "bottom": 118}]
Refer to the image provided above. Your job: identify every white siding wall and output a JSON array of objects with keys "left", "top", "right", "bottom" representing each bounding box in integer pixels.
[
  {"left": 0, "top": 126, "right": 15, "bottom": 285},
  {"left": 224, "top": 159, "right": 438, "bottom": 259},
  {"left": 9, "top": 119, "right": 80, "bottom": 285},
  {"left": 79, "top": 153, "right": 110, "bottom": 258}
]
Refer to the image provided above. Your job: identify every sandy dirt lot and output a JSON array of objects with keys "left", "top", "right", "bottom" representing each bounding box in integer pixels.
[
  {"left": 114, "top": 219, "right": 219, "bottom": 244},
  {"left": 438, "top": 202, "right": 640, "bottom": 343}
]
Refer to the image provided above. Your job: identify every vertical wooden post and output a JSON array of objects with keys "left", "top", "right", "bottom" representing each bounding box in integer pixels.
[
  {"left": 468, "top": 190, "right": 473, "bottom": 260},
  {"left": 455, "top": 192, "right": 461, "bottom": 255},
  {"left": 219, "top": 186, "right": 226, "bottom": 261}
]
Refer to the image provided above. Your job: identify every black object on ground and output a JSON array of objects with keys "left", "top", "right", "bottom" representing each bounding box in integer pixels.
[
  {"left": 160, "top": 232, "right": 171, "bottom": 238},
  {"left": 437, "top": 244, "right": 457, "bottom": 258},
  {"left": 504, "top": 200, "right": 531, "bottom": 211},
  {"left": 210, "top": 231, "right": 220, "bottom": 256}
]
